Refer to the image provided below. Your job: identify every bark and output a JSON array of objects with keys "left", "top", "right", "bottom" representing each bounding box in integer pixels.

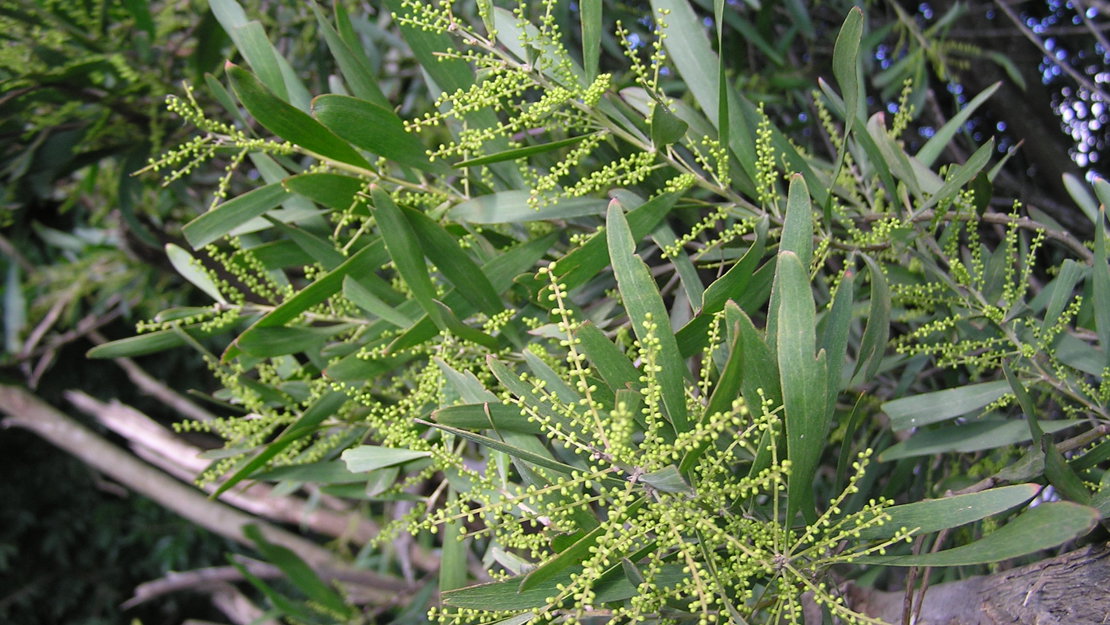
[
  {"left": 0, "top": 384, "right": 399, "bottom": 582},
  {"left": 65, "top": 391, "right": 382, "bottom": 546},
  {"left": 847, "top": 544, "right": 1110, "bottom": 624}
]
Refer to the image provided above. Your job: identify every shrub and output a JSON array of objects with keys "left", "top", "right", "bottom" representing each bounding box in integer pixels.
[{"left": 91, "top": 1, "right": 1109, "bottom": 623}]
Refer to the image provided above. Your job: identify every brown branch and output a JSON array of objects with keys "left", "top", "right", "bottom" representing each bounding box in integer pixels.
[
  {"left": 122, "top": 560, "right": 283, "bottom": 610},
  {"left": 89, "top": 330, "right": 218, "bottom": 422},
  {"left": 993, "top": 0, "right": 1110, "bottom": 104},
  {"left": 849, "top": 543, "right": 1110, "bottom": 624},
  {"left": 0, "top": 385, "right": 347, "bottom": 570},
  {"left": 64, "top": 391, "right": 382, "bottom": 546}
]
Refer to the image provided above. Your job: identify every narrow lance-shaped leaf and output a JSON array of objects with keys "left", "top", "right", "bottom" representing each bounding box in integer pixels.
[
  {"left": 226, "top": 64, "right": 371, "bottom": 169},
  {"left": 832, "top": 7, "right": 864, "bottom": 136},
  {"left": 441, "top": 490, "right": 467, "bottom": 592},
  {"left": 916, "top": 139, "right": 996, "bottom": 216},
  {"left": 821, "top": 267, "right": 855, "bottom": 412},
  {"left": 883, "top": 380, "right": 1011, "bottom": 430},
  {"left": 852, "top": 254, "right": 891, "bottom": 383},
  {"left": 403, "top": 206, "right": 502, "bottom": 315},
  {"left": 183, "top": 182, "right": 290, "bottom": 249},
  {"left": 917, "top": 82, "right": 1001, "bottom": 167},
  {"left": 213, "top": 391, "right": 348, "bottom": 497},
  {"left": 607, "top": 201, "right": 689, "bottom": 433},
  {"left": 858, "top": 502, "right": 1099, "bottom": 566},
  {"left": 165, "top": 244, "right": 226, "bottom": 304},
  {"left": 370, "top": 186, "right": 446, "bottom": 331},
  {"left": 309, "top": 4, "right": 391, "bottom": 108},
  {"left": 780, "top": 174, "right": 813, "bottom": 272},
  {"left": 341, "top": 446, "right": 431, "bottom": 473},
  {"left": 312, "top": 94, "right": 443, "bottom": 173},
  {"left": 776, "top": 251, "right": 829, "bottom": 523},
  {"left": 580, "top": 1, "right": 601, "bottom": 81},
  {"left": 227, "top": 240, "right": 387, "bottom": 360},
  {"left": 456, "top": 134, "right": 593, "bottom": 168},
  {"left": 858, "top": 484, "right": 1041, "bottom": 539},
  {"left": 651, "top": 102, "right": 688, "bottom": 148},
  {"left": 1093, "top": 206, "right": 1110, "bottom": 367},
  {"left": 242, "top": 525, "right": 354, "bottom": 618}
]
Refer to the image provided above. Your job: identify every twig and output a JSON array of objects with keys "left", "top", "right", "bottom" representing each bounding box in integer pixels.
[
  {"left": 64, "top": 391, "right": 386, "bottom": 547},
  {"left": 0, "top": 385, "right": 349, "bottom": 570},
  {"left": 993, "top": 0, "right": 1110, "bottom": 104},
  {"left": 89, "top": 330, "right": 218, "bottom": 422},
  {"left": 122, "top": 560, "right": 283, "bottom": 609}
]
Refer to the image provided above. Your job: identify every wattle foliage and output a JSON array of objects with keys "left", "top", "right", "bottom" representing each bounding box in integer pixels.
[{"left": 85, "top": 0, "right": 1110, "bottom": 622}]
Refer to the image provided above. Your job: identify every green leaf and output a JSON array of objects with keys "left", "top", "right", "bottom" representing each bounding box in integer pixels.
[
  {"left": 343, "top": 276, "right": 413, "bottom": 328},
  {"left": 1041, "top": 260, "right": 1083, "bottom": 336},
  {"left": 549, "top": 191, "right": 681, "bottom": 296},
  {"left": 677, "top": 219, "right": 769, "bottom": 357},
  {"left": 183, "top": 182, "right": 290, "bottom": 249},
  {"left": 250, "top": 461, "right": 365, "bottom": 484},
  {"left": 1093, "top": 206, "right": 1110, "bottom": 366},
  {"left": 775, "top": 251, "right": 828, "bottom": 522},
  {"left": 521, "top": 497, "right": 645, "bottom": 593},
  {"left": 607, "top": 201, "right": 689, "bottom": 433},
  {"left": 404, "top": 206, "right": 502, "bottom": 315},
  {"left": 581, "top": 0, "right": 601, "bottom": 81},
  {"left": 210, "top": 0, "right": 286, "bottom": 99},
  {"left": 387, "top": 233, "right": 558, "bottom": 353},
  {"left": 236, "top": 325, "right": 350, "bottom": 358},
  {"left": 650, "top": 0, "right": 720, "bottom": 125},
  {"left": 883, "top": 380, "right": 1012, "bottom": 431},
  {"left": 341, "top": 445, "right": 431, "bottom": 473},
  {"left": 230, "top": 241, "right": 387, "bottom": 357},
  {"left": 441, "top": 492, "right": 467, "bottom": 592},
  {"left": 309, "top": 4, "right": 391, "bottom": 108},
  {"left": 851, "top": 254, "right": 891, "bottom": 383},
  {"left": 780, "top": 174, "right": 813, "bottom": 270},
  {"left": 917, "top": 82, "right": 1001, "bottom": 167},
  {"left": 265, "top": 217, "right": 345, "bottom": 270},
  {"left": 832, "top": 7, "right": 864, "bottom": 136},
  {"left": 227, "top": 64, "right": 371, "bottom": 169},
  {"left": 455, "top": 135, "right": 594, "bottom": 168},
  {"left": 3, "top": 264, "right": 24, "bottom": 354},
  {"left": 242, "top": 525, "right": 353, "bottom": 617},
  {"left": 213, "top": 391, "right": 348, "bottom": 497},
  {"left": 574, "top": 322, "right": 641, "bottom": 395},
  {"left": 86, "top": 325, "right": 233, "bottom": 359},
  {"left": 916, "top": 139, "right": 995, "bottom": 215},
  {"left": 450, "top": 191, "right": 608, "bottom": 224},
  {"left": 165, "top": 244, "right": 226, "bottom": 304},
  {"left": 858, "top": 502, "right": 1099, "bottom": 566},
  {"left": 820, "top": 267, "right": 855, "bottom": 408},
  {"left": 640, "top": 465, "right": 694, "bottom": 495},
  {"left": 419, "top": 420, "right": 606, "bottom": 481},
  {"left": 284, "top": 173, "right": 365, "bottom": 212},
  {"left": 370, "top": 186, "right": 448, "bottom": 330},
  {"left": 651, "top": 103, "right": 688, "bottom": 148},
  {"left": 879, "top": 419, "right": 1080, "bottom": 461},
  {"left": 312, "top": 94, "right": 440, "bottom": 172},
  {"left": 1042, "top": 432, "right": 1092, "bottom": 504},
  {"left": 859, "top": 484, "right": 1041, "bottom": 539},
  {"left": 444, "top": 563, "right": 686, "bottom": 610},
  {"left": 432, "top": 403, "right": 540, "bottom": 434}
]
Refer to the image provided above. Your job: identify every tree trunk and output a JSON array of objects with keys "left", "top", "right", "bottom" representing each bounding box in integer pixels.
[{"left": 847, "top": 544, "right": 1110, "bottom": 624}]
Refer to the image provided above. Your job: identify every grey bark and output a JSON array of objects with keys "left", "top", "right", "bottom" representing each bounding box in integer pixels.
[{"left": 848, "top": 543, "right": 1110, "bottom": 624}]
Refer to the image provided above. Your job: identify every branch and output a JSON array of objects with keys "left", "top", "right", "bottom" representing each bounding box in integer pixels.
[
  {"left": 122, "top": 560, "right": 282, "bottom": 610},
  {"left": 64, "top": 391, "right": 382, "bottom": 546},
  {"left": 0, "top": 385, "right": 350, "bottom": 571},
  {"left": 90, "top": 330, "right": 218, "bottom": 422},
  {"left": 993, "top": 0, "right": 1110, "bottom": 104}
]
